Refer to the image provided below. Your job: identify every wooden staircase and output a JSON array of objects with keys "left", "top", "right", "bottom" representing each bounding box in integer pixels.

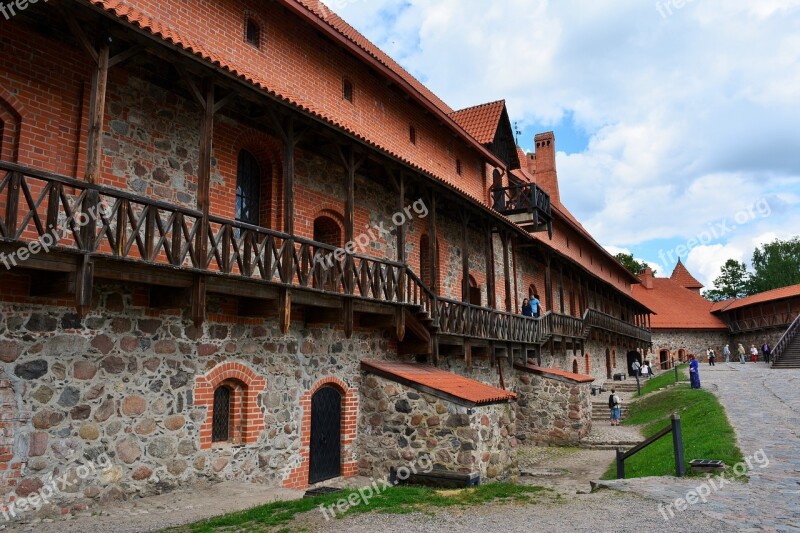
[{"left": 771, "top": 314, "right": 800, "bottom": 369}]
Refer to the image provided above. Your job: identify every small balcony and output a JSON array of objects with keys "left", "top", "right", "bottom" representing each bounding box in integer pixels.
[{"left": 491, "top": 182, "right": 552, "bottom": 237}]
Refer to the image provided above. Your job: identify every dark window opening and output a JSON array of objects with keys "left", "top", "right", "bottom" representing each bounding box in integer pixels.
[
  {"left": 236, "top": 149, "right": 261, "bottom": 226},
  {"left": 343, "top": 79, "right": 353, "bottom": 103},
  {"left": 212, "top": 386, "right": 231, "bottom": 442},
  {"left": 246, "top": 18, "right": 261, "bottom": 48},
  {"left": 456, "top": 159, "right": 462, "bottom": 175},
  {"left": 409, "top": 125, "right": 416, "bottom": 145}
]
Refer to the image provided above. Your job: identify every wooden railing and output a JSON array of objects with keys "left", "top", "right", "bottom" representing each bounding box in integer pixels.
[
  {"left": 0, "top": 161, "right": 651, "bottom": 348},
  {"left": 491, "top": 182, "right": 552, "bottom": 218},
  {"left": 583, "top": 308, "right": 651, "bottom": 343},
  {"left": 727, "top": 312, "right": 797, "bottom": 334},
  {"left": 771, "top": 313, "right": 800, "bottom": 366},
  {"left": 436, "top": 297, "right": 544, "bottom": 343}
]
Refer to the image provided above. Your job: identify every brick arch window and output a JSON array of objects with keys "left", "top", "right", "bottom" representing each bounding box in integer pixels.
[
  {"left": 313, "top": 215, "right": 342, "bottom": 247},
  {"left": 236, "top": 149, "right": 261, "bottom": 226},
  {"left": 195, "top": 362, "right": 266, "bottom": 450},
  {"left": 284, "top": 377, "right": 359, "bottom": 489},
  {"left": 466, "top": 274, "right": 481, "bottom": 306},
  {"left": 342, "top": 78, "right": 354, "bottom": 103},
  {"left": 0, "top": 91, "right": 22, "bottom": 162},
  {"left": 572, "top": 359, "right": 579, "bottom": 374}
]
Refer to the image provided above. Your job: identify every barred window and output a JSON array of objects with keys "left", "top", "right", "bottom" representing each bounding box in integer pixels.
[
  {"left": 212, "top": 385, "right": 232, "bottom": 442},
  {"left": 246, "top": 18, "right": 261, "bottom": 48}
]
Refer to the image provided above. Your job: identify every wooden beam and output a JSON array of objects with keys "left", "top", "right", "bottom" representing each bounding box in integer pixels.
[
  {"left": 465, "top": 340, "right": 473, "bottom": 370},
  {"left": 395, "top": 306, "right": 406, "bottom": 342},
  {"left": 85, "top": 40, "right": 110, "bottom": 184},
  {"left": 461, "top": 213, "right": 469, "bottom": 303},
  {"left": 502, "top": 232, "right": 511, "bottom": 312},
  {"left": 428, "top": 191, "right": 438, "bottom": 294},
  {"left": 486, "top": 224, "right": 496, "bottom": 309}
]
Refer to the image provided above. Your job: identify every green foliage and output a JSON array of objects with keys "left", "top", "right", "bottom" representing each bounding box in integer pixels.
[
  {"left": 602, "top": 385, "right": 743, "bottom": 480},
  {"left": 615, "top": 252, "right": 653, "bottom": 276},
  {"left": 748, "top": 237, "right": 800, "bottom": 294},
  {"left": 703, "top": 259, "right": 750, "bottom": 302},
  {"left": 171, "top": 483, "right": 554, "bottom": 532}
]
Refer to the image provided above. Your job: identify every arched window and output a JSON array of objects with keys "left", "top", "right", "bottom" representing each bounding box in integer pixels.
[
  {"left": 420, "top": 234, "right": 431, "bottom": 287},
  {"left": 212, "top": 385, "right": 232, "bottom": 443},
  {"left": 236, "top": 149, "right": 261, "bottom": 226},
  {"left": 313, "top": 216, "right": 342, "bottom": 247},
  {"left": 245, "top": 18, "right": 261, "bottom": 48},
  {"left": 467, "top": 275, "right": 481, "bottom": 306},
  {"left": 409, "top": 125, "right": 416, "bottom": 145},
  {"left": 572, "top": 359, "right": 579, "bottom": 374}
]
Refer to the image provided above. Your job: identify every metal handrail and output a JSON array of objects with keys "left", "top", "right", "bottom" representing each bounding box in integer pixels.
[{"left": 771, "top": 313, "right": 800, "bottom": 366}]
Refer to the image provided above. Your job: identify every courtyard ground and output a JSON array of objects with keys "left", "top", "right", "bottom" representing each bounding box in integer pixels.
[{"left": 4, "top": 363, "right": 795, "bottom": 532}]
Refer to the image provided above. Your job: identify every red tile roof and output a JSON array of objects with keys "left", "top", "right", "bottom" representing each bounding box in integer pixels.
[
  {"left": 361, "top": 360, "right": 516, "bottom": 406},
  {"left": 712, "top": 284, "right": 800, "bottom": 313},
  {"left": 632, "top": 277, "right": 727, "bottom": 330},
  {"left": 450, "top": 100, "right": 506, "bottom": 145},
  {"left": 514, "top": 363, "right": 595, "bottom": 383},
  {"left": 670, "top": 259, "right": 704, "bottom": 289},
  {"left": 710, "top": 298, "right": 735, "bottom": 313}
]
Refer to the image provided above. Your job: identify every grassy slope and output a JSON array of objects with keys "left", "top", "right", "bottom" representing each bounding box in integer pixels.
[
  {"left": 602, "top": 384, "right": 743, "bottom": 479},
  {"left": 636, "top": 363, "right": 688, "bottom": 395}
]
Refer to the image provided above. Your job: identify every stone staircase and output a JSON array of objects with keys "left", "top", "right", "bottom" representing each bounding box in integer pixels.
[{"left": 772, "top": 336, "right": 800, "bottom": 368}]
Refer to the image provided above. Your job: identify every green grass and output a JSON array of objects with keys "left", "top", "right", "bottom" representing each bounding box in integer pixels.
[
  {"left": 168, "top": 483, "right": 554, "bottom": 532},
  {"left": 636, "top": 363, "right": 688, "bottom": 395},
  {"left": 602, "top": 385, "right": 743, "bottom": 479}
]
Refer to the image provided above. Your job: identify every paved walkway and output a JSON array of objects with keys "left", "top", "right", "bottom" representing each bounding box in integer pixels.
[{"left": 596, "top": 363, "right": 800, "bottom": 531}]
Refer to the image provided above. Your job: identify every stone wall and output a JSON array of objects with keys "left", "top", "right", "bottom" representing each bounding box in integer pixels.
[
  {"left": 651, "top": 330, "right": 731, "bottom": 364},
  {"left": 357, "top": 374, "right": 517, "bottom": 483},
  {"left": 733, "top": 328, "right": 787, "bottom": 357},
  {"left": 0, "top": 278, "right": 396, "bottom": 519},
  {"left": 514, "top": 371, "right": 592, "bottom": 446}
]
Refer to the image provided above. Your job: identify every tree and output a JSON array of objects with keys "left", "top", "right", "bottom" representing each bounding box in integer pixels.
[
  {"left": 747, "top": 237, "right": 800, "bottom": 294},
  {"left": 703, "top": 259, "right": 750, "bottom": 302},
  {"left": 614, "top": 252, "right": 654, "bottom": 276}
]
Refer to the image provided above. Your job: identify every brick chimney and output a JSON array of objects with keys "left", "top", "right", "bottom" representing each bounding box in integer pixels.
[
  {"left": 526, "top": 132, "right": 560, "bottom": 204},
  {"left": 639, "top": 267, "right": 655, "bottom": 289}
]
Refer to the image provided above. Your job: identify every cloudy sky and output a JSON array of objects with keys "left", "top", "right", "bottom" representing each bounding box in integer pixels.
[{"left": 330, "top": 0, "right": 800, "bottom": 287}]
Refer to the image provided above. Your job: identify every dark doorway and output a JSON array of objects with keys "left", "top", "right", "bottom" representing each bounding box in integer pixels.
[
  {"left": 309, "top": 386, "right": 342, "bottom": 484},
  {"left": 235, "top": 149, "right": 261, "bottom": 226},
  {"left": 677, "top": 349, "right": 686, "bottom": 362},
  {"left": 605, "top": 348, "right": 612, "bottom": 379},
  {"left": 626, "top": 351, "right": 641, "bottom": 377},
  {"left": 468, "top": 275, "right": 481, "bottom": 306},
  {"left": 659, "top": 349, "right": 670, "bottom": 370},
  {"left": 572, "top": 359, "right": 579, "bottom": 374}
]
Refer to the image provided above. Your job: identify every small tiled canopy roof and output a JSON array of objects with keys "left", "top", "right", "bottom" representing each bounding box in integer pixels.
[
  {"left": 361, "top": 360, "right": 516, "bottom": 407},
  {"left": 711, "top": 283, "right": 800, "bottom": 313},
  {"left": 450, "top": 100, "right": 506, "bottom": 145},
  {"left": 514, "top": 363, "right": 595, "bottom": 384},
  {"left": 670, "top": 259, "right": 704, "bottom": 289}
]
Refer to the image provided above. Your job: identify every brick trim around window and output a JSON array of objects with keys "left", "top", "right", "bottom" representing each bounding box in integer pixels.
[
  {"left": 195, "top": 362, "right": 266, "bottom": 449},
  {"left": 283, "top": 377, "right": 359, "bottom": 489}
]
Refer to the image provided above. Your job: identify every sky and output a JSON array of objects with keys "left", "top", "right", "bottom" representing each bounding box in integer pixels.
[{"left": 328, "top": 0, "right": 800, "bottom": 288}]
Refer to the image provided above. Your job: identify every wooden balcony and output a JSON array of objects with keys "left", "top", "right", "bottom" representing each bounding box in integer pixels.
[
  {"left": 0, "top": 161, "right": 649, "bottom": 353},
  {"left": 491, "top": 182, "right": 553, "bottom": 237}
]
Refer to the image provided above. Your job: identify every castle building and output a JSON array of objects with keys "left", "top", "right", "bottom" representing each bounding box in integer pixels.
[{"left": 0, "top": 0, "right": 654, "bottom": 517}]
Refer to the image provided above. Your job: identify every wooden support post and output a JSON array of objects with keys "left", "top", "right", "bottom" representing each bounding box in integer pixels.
[
  {"left": 502, "top": 232, "right": 512, "bottom": 312},
  {"left": 512, "top": 235, "right": 519, "bottom": 313},
  {"left": 461, "top": 213, "right": 469, "bottom": 303},
  {"left": 338, "top": 145, "right": 362, "bottom": 339},
  {"left": 395, "top": 306, "right": 406, "bottom": 342},
  {"left": 85, "top": 40, "right": 110, "bottom": 184},
  {"left": 191, "top": 79, "right": 215, "bottom": 327},
  {"left": 396, "top": 172, "right": 407, "bottom": 304},
  {"left": 486, "top": 224, "right": 496, "bottom": 309},
  {"left": 428, "top": 191, "right": 438, "bottom": 295},
  {"left": 558, "top": 261, "right": 565, "bottom": 314},
  {"left": 465, "top": 340, "right": 472, "bottom": 371},
  {"left": 545, "top": 252, "right": 553, "bottom": 315}
]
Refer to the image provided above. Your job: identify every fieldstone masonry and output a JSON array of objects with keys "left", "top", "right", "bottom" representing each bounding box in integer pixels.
[
  {"left": 358, "top": 374, "right": 517, "bottom": 483},
  {"left": 515, "top": 372, "right": 592, "bottom": 446}
]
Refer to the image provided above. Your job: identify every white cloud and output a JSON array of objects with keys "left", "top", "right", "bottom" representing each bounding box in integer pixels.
[{"left": 331, "top": 0, "right": 800, "bottom": 274}]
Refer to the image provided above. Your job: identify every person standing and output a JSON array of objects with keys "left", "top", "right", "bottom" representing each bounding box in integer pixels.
[
  {"left": 750, "top": 345, "right": 758, "bottom": 363},
  {"left": 689, "top": 354, "right": 701, "bottom": 389},
  {"left": 531, "top": 294, "right": 541, "bottom": 318},
  {"left": 762, "top": 342, "right": 771, "bottom": 364},
  {"left": 609, "top": 389, "right": 622, "bottom": 426},
  {"left": 521, "top": 298, "right": 533, "bottom": 317},
  {"left": 723, "top": 344, "right": 731, "bottom": 363},
  {"left": 707, "top": 348, "right": 716, "bottom": 366},
  {"left": 631, "top": 359, "right": 641, "bottom": 379},
  {"left": 738, "top": 343, "right": 746, "bottom": 364}
]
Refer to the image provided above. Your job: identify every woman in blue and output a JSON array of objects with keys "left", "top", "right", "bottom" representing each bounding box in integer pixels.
[
  {"left": 521, "top": 298, "right": 533, "bottom": 317},
  {"left": 689, "top": 353, "right": 701, "bottom": 389}
]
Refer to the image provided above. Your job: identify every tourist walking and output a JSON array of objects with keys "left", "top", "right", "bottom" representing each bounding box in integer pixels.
[
  {"left": 722, "top": 344, "right": 731, "bottom": 363},
  {"left": 689, "top": 354, "right": 701, "bottom": 389},
  {"left": 521, "top": 298, "right": 533, "bottom": 317},
  {"left": 762, "top": 342, "right": 771, "bottom": 364},
  {"left": 738, "top": 343, "right": 746, "bottom": 364},
  {"left": 641, "top": 361, "right": 652, "bottom": 379},
  {"left": 609, "top": 389, "right": 622, "bottom": 426},
  {"left": 707, "top": 347, "right": 716, "bottom": 366},
  {"left": 750, "top": 345, "right": 758, "bottom": 363},
  {"left": 631, "top": 359, "right": 641, "bottom": 379}
]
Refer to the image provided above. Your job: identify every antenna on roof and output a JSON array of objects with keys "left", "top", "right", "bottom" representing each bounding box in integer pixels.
[{"left": 514, "top": 121, "right": 522, "bottom": 145}]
